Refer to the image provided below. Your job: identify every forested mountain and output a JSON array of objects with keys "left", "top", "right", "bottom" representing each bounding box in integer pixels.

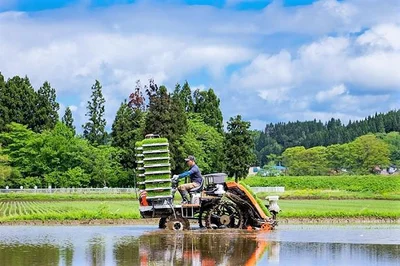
[{"left": 254, "top": 111, "right": 400, "bottom": 166}]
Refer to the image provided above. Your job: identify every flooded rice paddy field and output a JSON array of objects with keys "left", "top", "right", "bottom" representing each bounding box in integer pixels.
[{"left": 0, "top": 224, "right": 398, "bottom": 266}]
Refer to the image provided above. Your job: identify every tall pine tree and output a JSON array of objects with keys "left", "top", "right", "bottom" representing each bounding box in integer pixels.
[
  {"left": 83, "top": 80, "right": 107, "bottom": 145},
  {"left": 111, "top": 100, "right": 144, "bottom": 169},
  {"left": 144, "top": 81, "right": 187, "bottom": 172},
  {"left": 194, "top": 88, "right": 223, "bottom": 133},
  {"left": 180, "top": 81, "right": 194, "bottom": 113},
  {"left": 0, "top": 75, "right": 37, "bottom": 132},
  {"left": 33, "top": 81, "right": 60, "bottom": 132},
  {"left": 224, "top": 115, "right": 255, "bottom": 182},
  {"left": 62, "top": 107, "right": 75, "bottom": 134}
]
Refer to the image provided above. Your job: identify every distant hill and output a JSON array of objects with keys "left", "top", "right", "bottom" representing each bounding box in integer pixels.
[{"left": 254, "top": 110, "right": 400, "bottom": 166}]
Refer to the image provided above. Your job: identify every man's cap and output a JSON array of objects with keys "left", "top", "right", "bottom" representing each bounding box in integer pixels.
[{"left": 184, "top": 155, "right": 195, "bottom": 162}]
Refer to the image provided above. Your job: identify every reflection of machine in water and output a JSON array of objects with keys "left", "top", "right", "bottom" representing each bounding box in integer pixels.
[{"left": 126, "top": 231, "right": 280, "bottom": 266}]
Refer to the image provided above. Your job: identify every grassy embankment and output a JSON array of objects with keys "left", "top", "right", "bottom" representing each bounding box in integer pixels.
[{"left": 242, "top": 175, "right": 400, "bottom": 200}]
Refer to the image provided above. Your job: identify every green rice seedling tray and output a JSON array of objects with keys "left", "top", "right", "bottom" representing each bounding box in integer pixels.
[
  {"left": 142, "top": 138, "right": 168, "bottom": 144},
  {"left": 143, "top": 150, "right": 169, "bottom": 154},
  {"left": 144, "top": 153, "right": 170, "bottom": 159},
  {"left": 144, "top": 163, "right": 171, "bottom": 168},
  {"left": 144, "top": 159, "right": 170, "bottom": 165},
  {"left": 145, "top": 169, "right": 171, "bottom": 175},
  {"left": 145, "top": 174, "right": 171, "bottom": 180},
  {"left": 145, "top": 181, "right": 172, "bottom": 189}
]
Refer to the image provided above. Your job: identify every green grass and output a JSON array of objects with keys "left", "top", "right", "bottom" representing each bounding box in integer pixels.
[
  {"left": 276, "top": 199, "right": 400, "bottom": 219},
  {"left": 0, "top": 198, "right": 398, "bottom": 222},
  {"left": 256, "top": 190, "right": 400, "bottom": 200},
  {"left": 243, "top": 175, "right": 400, "bottom": 193},
  {"left": 0, "top": 201, "right": 141, "bottom": 222}
]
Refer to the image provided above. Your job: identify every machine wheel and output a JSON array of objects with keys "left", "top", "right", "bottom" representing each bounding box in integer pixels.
[
  {"left": 166, "top": 217, "right": 190, "bottom": 231},
  {"left": 206, "top": 200, "right": 243, "bottom": 229},
  {"left": 198, "top": 201, "right": 215, "bottom": 228},
  {"left": 159, "top": 217, "right": 168, "bottom": 229}
]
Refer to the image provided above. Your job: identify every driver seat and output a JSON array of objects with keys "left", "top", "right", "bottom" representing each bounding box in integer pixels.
[{"left": 188, "top": 177, "right": 204, "bottom": 194}]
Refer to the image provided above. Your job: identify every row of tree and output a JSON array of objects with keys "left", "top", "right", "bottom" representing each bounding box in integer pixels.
[
  {"left": 254, "top": 111, "right": 400, "bottom": 167},
  {"left": 281, "top": 133, "right": 399, "bottom": 176},
  {"left": 0, "top": 73, "right": 255, "bottom": 187}
]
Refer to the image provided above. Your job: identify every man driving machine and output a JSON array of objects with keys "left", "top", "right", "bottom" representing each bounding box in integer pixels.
[{"left": 172, "top": 155, "right": 202, "bottom": 204}]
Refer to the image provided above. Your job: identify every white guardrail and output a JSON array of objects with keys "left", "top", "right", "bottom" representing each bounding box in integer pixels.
[{"left": 249, "top": 187, "right": 285, "bottom": 193}]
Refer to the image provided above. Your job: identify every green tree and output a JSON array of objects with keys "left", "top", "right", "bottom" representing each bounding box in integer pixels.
[
  {"left": 349, "top": 134, "right": 390, "bottom": 174},
  {"left": 144, "top": 81, "right": 187, "bottom": 172},
  {"left": 179, "top": 81, "right": 194, "bottom": 112},
  {"left": 326, "top": 143, "right": 352, "bottom": 172},
  {"left": 61, "top": 107, "right": 75, "bottom": 134},
  {"left": 180, "top": 113, "right": 225, "bottom": 174},
  {"left": 87, "top": 145, "right": 128, "bottom": 187},
  {"left": 111, "top": 100, "right": 144, "bottom": 169},
  {"left": 378, "top": 132, "right": 400, "bottom": 166},
  {"left": 193, "top": 88, "right": 223, "bottom": 133},
  {"left": 224, "top": 115, "right": 255, "bottom": 182},
  {"left": 0, "top": 75, "right": 37, "bottom": 132},
  {"left": 83, "top": 80, "right": 107, "bottom": 145},
  {"left": 33, "top": 81, "right": 60, "bottom": 132}
]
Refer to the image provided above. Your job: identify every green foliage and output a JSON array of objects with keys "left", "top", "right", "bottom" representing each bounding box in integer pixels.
[
  {"left": 144, "top": 83, "right": 187, "bottom": 172},
  {"left": 224, "top": 115, "right": 256, "bottom": 182},
  {"left": 83, "top": 80, "right": 107, "bottom": 146},
  {"left": 175, "top": 81, "right": 194, "bottom": 113},
  {"left": 193, "top": 88, "right": 223, "bottom": 133},
  {"left": 111, "top": 100, "right": 144, "bottom": 172},
  {"left": 33, "top": 81, "right": 60, "bottom": 132},
  {"left": 242, "top": 175, "right": 400, "bottom": 193},
  {"left": 349, "top": 134, "right": 390, "bottom": 173},
  {"left": 0, "top": 122, "right": 129, "bottom": 188},
  {"left": 180, "top": 113, "right": 225, "bottom": 174},
  {"left": 282, "top": 134, "right": 390, "bottom": 175},
  {"left": 61, "top": 107, "right": 75, "bottom": 135},
  {"left": 377, "top": 132, "right": 400, "bottom": 166},
  {"left": 254, "top": 110, "right": 400, "bottom": 166},
  {"left": 0, "top": 75, "right": 37, "bottom": 132}
]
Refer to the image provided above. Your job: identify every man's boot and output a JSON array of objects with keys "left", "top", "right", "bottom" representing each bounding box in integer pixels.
[{"left": 180, "top": 191, "right": 190, "bottom": 204}]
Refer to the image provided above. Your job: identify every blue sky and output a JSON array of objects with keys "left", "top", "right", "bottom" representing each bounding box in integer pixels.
[
  {"left": 0, "top": 0, "right": 399, "bottom": 132},
  {"left": 0, "top": 0, "right": 321, "bottom": 12}
]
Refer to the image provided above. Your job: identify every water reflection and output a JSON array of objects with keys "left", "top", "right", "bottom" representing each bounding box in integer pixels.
[
  {"left": 0, "top": 225, "right": 398, "bottom": 266},
  {"left": 114, "top": 231, "right": 275, "bottom": 266}
]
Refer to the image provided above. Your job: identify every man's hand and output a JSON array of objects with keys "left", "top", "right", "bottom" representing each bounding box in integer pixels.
[{"left": 172, "top": 175, "right": 179, "bottom": 182}]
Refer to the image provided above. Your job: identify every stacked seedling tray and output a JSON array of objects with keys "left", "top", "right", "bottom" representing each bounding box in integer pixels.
[
  {"left": 141, "top": 137, "right": 172, "bottom": 198},
  {"left": 135, "top": 141, "right": 145, "bottom": 190}
]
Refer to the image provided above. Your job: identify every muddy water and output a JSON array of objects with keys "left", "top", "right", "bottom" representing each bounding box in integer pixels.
[{"left": 0, "top": 225, "right": 398, "bottom": 266}]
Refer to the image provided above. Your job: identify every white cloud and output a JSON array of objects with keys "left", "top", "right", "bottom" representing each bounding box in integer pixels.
[
  {"left": 231, "top": 51, "right": 293, "bottom": 90},
  {"left": 316, "top": 84, "right": 347, "bottom": 102},
  {"left": 357, "top": 23, "right": 400, "bottom": 51},
  {"left": 69, "top": 105, "right": 78, "bottom": 112},
  {"left": 1, "top": 0, "right": 400, "bottom": 131}
]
